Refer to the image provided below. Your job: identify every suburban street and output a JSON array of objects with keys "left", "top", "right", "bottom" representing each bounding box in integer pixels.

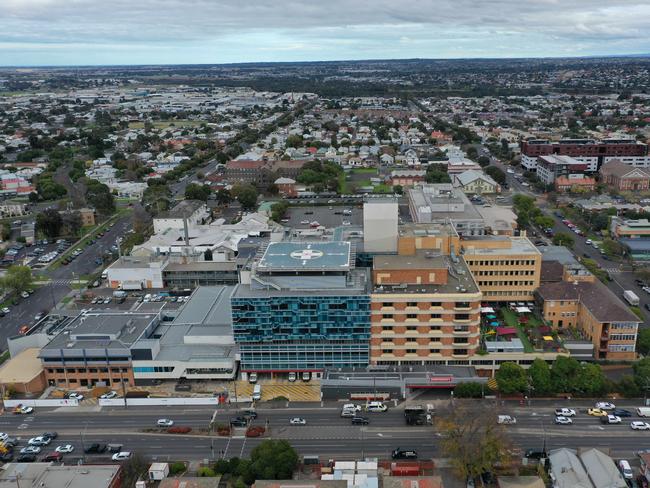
[{"left": 0, "top": 402, "right": 648, "bottom": 462}]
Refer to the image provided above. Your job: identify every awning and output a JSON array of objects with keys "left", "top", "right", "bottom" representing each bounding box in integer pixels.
[
  {"left": 481, "top": 307, "right": 495, "bottom": 313},
  {"left": 496, "top": 327, "right": 517, "bottom": 335},
  {"left": 516, "top": 306, "right": 531, "bottom": 313},
  {"left": 543, "top": 335, "right": 554, "bottom": 341},
  {"left": 486, "top": 314, "right": 497, "bottom": 319}
]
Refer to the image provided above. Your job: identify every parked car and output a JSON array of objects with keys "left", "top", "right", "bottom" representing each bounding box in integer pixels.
[
  {"left": 28, "top": 436, "right": 51, "bottom": 446},
  {"left": 16, "top": 454, "right": 36, "bottom": 462},
  {"left": 290, "top": 418, "right": 307, "bottom": 425},
  {"left": 20, "top": 446, "right": 41, "bottom": 454},
  {"left": 100, "top": 391, "right": 118, "bottom": 399},
  {"left": 42, "top": 452, "right": 63, "bottom": 462},
  {"left": 525, "top": 449, "right": 547, "bottom": 459},
  {"left": 84, "top": 443, "right": 107, "bottom": 454},
  {"left": 55, "top": 445, "right": 74, "bottom": 453},
  {"left": 68, "top": 392, "right": 84, "bottom": 401}
]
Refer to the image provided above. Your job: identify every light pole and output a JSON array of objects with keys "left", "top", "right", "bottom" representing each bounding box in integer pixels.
[{"left": 540, "top": 419, "right": 547, "bottom": 455}]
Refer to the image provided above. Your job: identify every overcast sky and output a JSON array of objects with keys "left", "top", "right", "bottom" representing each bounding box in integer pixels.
[{"left": 1, "top": 0, "right": 650, "bottom": 66}]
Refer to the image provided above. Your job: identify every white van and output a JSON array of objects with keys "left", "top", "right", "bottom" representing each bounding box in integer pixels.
[
  {"left": 637, "top": 407, "right": 650, "bottom": 417},
  {"left": 366, "top": 401, "right": 388, "bottom": 412},
  {"left": 288, "top": 372, "right": 297, "bottom": 382},
  {"left": 248, "top": 372, "right": 257, "bottom": 383},
  {"left": 497, "top": 415, "right": 516, "bottom": 424},
  {"left": 618, "top": 460, "right": 633, "bottom": 479},
  {"left": 252, "top": 384, "right": 261, "bottom": 401}
]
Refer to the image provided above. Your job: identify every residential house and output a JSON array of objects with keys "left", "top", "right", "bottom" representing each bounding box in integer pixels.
[
  {"left": 389, "top": 169, "right": 426, "bottom": 188},
  {"left": 274, "top": 177, "right": 298, "bottom": 197},
  {"left": 554, "top": 175, "right": 596, "bottom": 193}
]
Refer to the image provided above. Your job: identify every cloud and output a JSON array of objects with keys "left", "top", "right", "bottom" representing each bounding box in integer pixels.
[{"left": 0, "top": 0, "right": 649, "bottom": 64}]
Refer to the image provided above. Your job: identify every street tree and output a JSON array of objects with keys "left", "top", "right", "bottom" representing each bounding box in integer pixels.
[
  {"left": 528, "top": 358, "right": 553, "bottom": 396},
  {"left": 477, "top": 156, "right": 490, "bottom": 167},
  {"left": 184, "top": 183, "right": 211, "bottom": 201},
  {"left": 215, "top": 188, "right": 232, "bottom": 205},
  {"left": 36, "top": 208, "right": 63, "bottom": 238},
  {"left": 534, "top": 215, "right": 555, "bottom": 230},
  {"left": 495, "top": 362, "right": 528, "bottom": 394},
  {"left": 552, "top": 232, "right": 575, "bottom": 249},
  {"left": 425, "top": 163, "right": 451, "bottom": 184},
  {"left": 436, "top": 405, "right": 513, "bottom": 482},
  {"left": 1, "top": 265, "right": 33, "bottom": 295},
  {"left": 551, "top": 356, "right": 580, "bottom": 393},
  {"left": 575, "top": 363, "right": 606, "bottom": 396},
  {"left": 249, "top": 440, "right": 298, "bottom": 480},
  {"left": 485, "top": 166, "right": 506, "bottom": 185}
]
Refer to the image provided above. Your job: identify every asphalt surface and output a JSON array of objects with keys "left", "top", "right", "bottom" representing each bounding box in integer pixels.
[{"left": 0, "top": 401, "right": 647, "bottom": 462}]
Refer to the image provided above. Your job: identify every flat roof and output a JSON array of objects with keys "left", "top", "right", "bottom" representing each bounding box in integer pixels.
[
  {"left": 172, "top": 286, "right": 235, "bottom": 326},
  {"left": 0, "top": 464, "right": 121, "bottom": 488},
  {"left": 0, "top": 348, "right": 43, "bottom": 384},
  {"left": 373, "top": 253, "right": 479, "bottom": 295},
  {"left": 42, "top": 312, "right": 157, "bottom": 352},
  {"left": 257, "top": 241, "right": 351, "bottom": 272},
  {"left": 462, "top": 236, "right": 540, "bottom": 256}
]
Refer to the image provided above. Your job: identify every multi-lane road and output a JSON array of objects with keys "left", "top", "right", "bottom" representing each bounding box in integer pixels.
[{"left": 0, "top": 402, "right": 648, "bottom": 462}]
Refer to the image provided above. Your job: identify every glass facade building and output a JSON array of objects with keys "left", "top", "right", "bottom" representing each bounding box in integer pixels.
[{"left": 231, "top": 241, "right": 371, "bottom": 372}]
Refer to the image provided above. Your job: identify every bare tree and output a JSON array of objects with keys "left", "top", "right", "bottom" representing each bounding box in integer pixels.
[{"left": 436, "top": 404, "right": 515, "bottom": 484}]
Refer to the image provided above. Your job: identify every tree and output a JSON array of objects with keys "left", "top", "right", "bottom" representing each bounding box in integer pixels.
[
  {"left": 393, "top": 184, "right": 403, "bottom": 195},
  {"left": 231, "top": 184, "right": 259, "bottom": 210},
  {"left": 552, "top": 232, "right": 575, "bottom": 249},
  {"left": 1, "top": 223, "right": 11, "bottom": 241},
  {"left": 534, "top": 215, "right": 555, "bottom": 230},
  {"left": 436, "top": 405, "right": 513, "bottom": 482},
  {"left": 249, "top": 440, "right": 298, "bottom": 480},
  {"left": 477, "top": 156, "right": 490, "bottom": 167},
  {"left": 36, "top": 209, "right": 63, "bottom": 238},
  {"left": 62, "top": 212, "right": 82, "bottom": 237},
  {"left": 142, "top": 180, "right": 172, "bottom": 216},
  {"left": 1, "top": 265, "right": 33, "bottom": 295},
  {"left": 271, "top": 201, "right": 289, "bottom": 222},
  {"left": 120, "top": 452, "right": 149, "bottom": 488},
  {"left": 638, "top": 329, "right": 650, "bottom": 356},
  {"left": 602, "top": 238, "right": 627, "bottom": 257},
  {"left": 528, "top": 358, "right": 553, "bottom": 396},
  {"left": 215, "top": 189, "right": 232, "bottom": 206},
  {"left": 485, "top": 166, "right": 506, "bottom": 185},
  {"left": 184, "top": 183, "right": 211, "bottom": 202},
  {"left": 574, "top": 363, "right": 605, "bottom": 396},
  {"left": 453, "top": 382, "right": 484, "bottom": 398},
  {"left": 512, "top": 194, "right": 539, "bottom": 229},
  {"left": 425, "top": 163, "right": 451, "bottom": 184},
  {"left": 495, "top": 362, "right": 528, "bottom": 394},
  {"left": 551, "top": 356, "right": 580, "bottom": 393},
  {"left": 634, "top": 357, "right": 650, "bottom": 390},
  {"left": 84, "top": 179, "right": 115, "bottom": 214}
]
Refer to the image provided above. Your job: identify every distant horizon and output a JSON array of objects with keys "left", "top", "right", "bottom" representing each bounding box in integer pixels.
[{"left": 2, "top": 52, "right": 650, "bottom": 70}]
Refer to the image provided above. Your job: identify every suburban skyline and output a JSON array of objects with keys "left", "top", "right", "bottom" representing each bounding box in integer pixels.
[{"left": 2, "top": 0, "right": 650, "bottom": 66}]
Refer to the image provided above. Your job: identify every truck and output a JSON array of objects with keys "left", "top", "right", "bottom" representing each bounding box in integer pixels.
[
  {"left": 252, "top": 384, "right": 261, "bottom": 401},
  {"left": 405, "top": 405, "right": 435, "bottom": 425},
  {"left": 623, "top": 290, "right": 640, "bottom": 306}
]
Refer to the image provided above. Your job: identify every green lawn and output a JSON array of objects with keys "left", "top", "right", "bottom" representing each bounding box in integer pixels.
[
  {"left": 351, "top": 168, "right": 378, "bottom": 175},
  {"left": 373, "top": 183, "right": 393, "bottom": 193},
  {"left": 501, "top": 308, "right": 535, "bottom": 353}
]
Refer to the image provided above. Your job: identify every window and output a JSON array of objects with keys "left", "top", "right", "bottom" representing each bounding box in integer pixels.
[
  {"left": 455, "top": 314, "right": 470, "bottom": 321},
  {"left": 406, "top": 314, "right": 417, "bottom": 319},
  {"left": 430, "top": 313, "right": 441, "bottom": 319},
  {"left": 406, "top": 349, "right": 417, "bottom": 354},
  {"left": 382, "top": 302, "right": 393, "bottom": 307},
  {"left": 430, "top": 325, "right": 441, "bottom": 331},
  {"left": 430, "top": 302, "right": 442, "bottom": 307},
  {"left": 407, "top": 302, "right": 418, "bottom": 307},
  {"left": 382, "top": 325, "right": 392, "bottom": 331},
  {"left": 453, "top": 338, "right": 469, "bottom": 344},
  {"left": 382, "top": 349, "right": 393, "bottom": 354},
  {"left": 429, "top": 348, "right": 440, "bottom": 354},
  {"left": 383, "top": 314, "right": 393, "bottom": 319},
  {"left": 455, "top": 302, "right": 470, "bottom": 309},
  {"left": 429, "top": 338, "right": 440, "bottom": 343},
  {"left": 406, "top": 325, "right": 418, "bottom": 331}
]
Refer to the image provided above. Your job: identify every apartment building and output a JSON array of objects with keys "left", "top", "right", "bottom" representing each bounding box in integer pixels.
[
  {"left": 370, "top": 251, "right": 481, "bottom": 364},
  {"left": 225, "top": 159, "right": 307, "bottom": 190},
  {"left": 521, "top": 138, "right": 648, "bottom": 171},
  {"left": 460, "top": 236, "right": 542, "bottom": 302},
  {"left": 536, "top": 266, "right": 638, "bottom": 360},
  {"left": 535, "top": 155, "right": 591, "bottom": 184}
]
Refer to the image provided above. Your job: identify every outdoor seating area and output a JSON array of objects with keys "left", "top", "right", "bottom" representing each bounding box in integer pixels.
[{"left": 480, "top": 303, "right": 566, "bottom": 354}]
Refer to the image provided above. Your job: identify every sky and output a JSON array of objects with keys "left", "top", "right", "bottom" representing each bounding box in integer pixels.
[{"left": 1, "top": 0, "right": 650, "bottom": 66}]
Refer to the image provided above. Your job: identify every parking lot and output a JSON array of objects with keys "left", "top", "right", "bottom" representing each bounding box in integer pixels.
[{"left": 283, "top": 204, "right": 363, "bottom": 229}]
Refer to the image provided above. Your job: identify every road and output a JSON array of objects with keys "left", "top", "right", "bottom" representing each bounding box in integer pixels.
[
  {"left": 0, "top": 402, "right": 647, "bottom": 462},
  {"left": 170, "top": 159, "right": 221, "bottom": 197},
  {"left": 480, "top": 146, "right": 650, "bottom": 326}
]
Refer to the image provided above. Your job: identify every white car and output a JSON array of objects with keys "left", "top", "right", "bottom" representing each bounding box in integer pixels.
[
  {"left": 342, "top": 403, "right": 362, "bottom": 412},
  {"left": 643, "top": 286, "right": 650, "bottom": 295},
  {"left": 112, "top": 451, "right": 132, "bottom": 461},
  {"left": 554, "top": 408, "right": 576, "bottom": 417},
  {"left": 20, "top": 446, "right": 41, "bottom": 454},
  {"left": 290, "top": 417, "right": 307, "bottom": 425},
  {"left": 605, "top": 415, "right": 622, "bottom": 424},
  {"left": 20, "top": 291, "right": 30, "bottom": 299},
  {"left": 585, "top": 239, "right": 592, "bottom": 245},
  {"left": 631, "top": 421, "right": 650, "bottom": 430},
  {"left": 100, "top": 391, "right": 118, "bottom": 399},
  {"left": 0, "top": 433, "right": 8, "bottom": 442},
  {"left": 595, "top": 402, "right": 616, "bottom": 410},
  {"left": 28, "top": 436, "right": 51, "bottom": 446},
  {"left": 55, "top": 444, "right": 75, "bottom": 453},
  {"left": 1, "top": 307, "right": 9, "bottom": 314},
  {"left": 555, "top": 416, "right": 573, "bottom": 425},
  {"left": 157, "top": 419, "right": 174, "bottom": 427},
  {"left": 69, "top": 392, "right": 84, "bottom": 401},
  {"left": 300, "top": 220, "right": 310, "bottom": 225},
  {"left": 20, "top": 406, "right": 34, "bottom": 414}
]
